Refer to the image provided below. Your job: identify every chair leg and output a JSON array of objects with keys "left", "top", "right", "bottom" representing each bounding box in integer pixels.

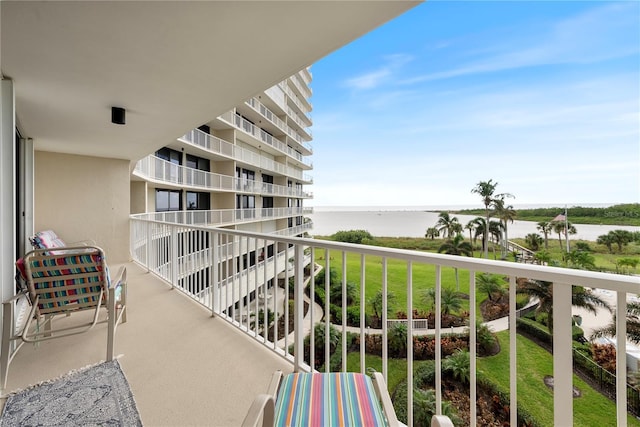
[{"left": 107, "top": 287, "right": 116, "bottom": 361}]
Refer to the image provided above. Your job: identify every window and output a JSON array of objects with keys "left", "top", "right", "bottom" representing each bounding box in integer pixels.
[
  {"left": 156, "top": 147, "right": 181, "bottom": 165},
  {"left": 186, "top": 192, "right": 210, "bottom": 210},
  {"left": 263, "top": 197, "right": 273, "bottom": 209},
  {"left": 186, "top": 154, "right": 209, "bottom": 172},
  {"left": 262, "top": 174, "right": 273, "bottom": 184},
  {"left": 156, "top": 189, "right": 181, "bottom": 212}
]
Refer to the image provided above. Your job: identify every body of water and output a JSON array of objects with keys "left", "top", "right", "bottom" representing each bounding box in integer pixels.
[{"left": 309, "top": 206, "right": 639, "bottom": 242}]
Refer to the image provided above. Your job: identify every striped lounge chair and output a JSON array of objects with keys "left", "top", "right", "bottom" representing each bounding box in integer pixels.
[
  {"left": 242, "top": 371, "right": 400, "bottom": 427},
  {"left": 1, "top": 246, "right": 127, "bottom": 395}
]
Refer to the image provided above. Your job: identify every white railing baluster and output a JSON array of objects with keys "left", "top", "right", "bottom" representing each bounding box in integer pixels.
[
  {"left": 342, "top": 251, "right": 347, "bottom": 372},
  {"left": 469, "top": 271, "right": 477, "bottom": 427},
  {"left": 510, "top": 276, "right": 519, "bottom": 427},
  {"left": 360, "top": 253, "right": 366, "bottom": 373},
  {"left": 294, "top": 243, "right": 304, "bottom": 372},
  {"left": 435, "top": 265, "right": 442, "bottom": 417},
  {"left": 382, "top": 257, "right": 388, "bottom": 383},
  {"left": 616, "top": 292, "right": 628, "bottom": 427},
  {"left": 407, "top": 261, "right": 414, "bottom": 427},
  {"left": 310, "top": 247, "right": 315, "bottom": 371},
  {"left": 325, "top": 248, "right": 330, "bottom": 374}
]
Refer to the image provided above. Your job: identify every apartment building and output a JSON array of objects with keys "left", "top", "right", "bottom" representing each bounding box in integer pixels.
[{"left": 129, "top": 71, "right": 314, "bottom": 315}]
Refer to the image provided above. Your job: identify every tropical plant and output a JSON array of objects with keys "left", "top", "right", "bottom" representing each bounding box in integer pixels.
[
  {"left": 464, "top": 220, "right": 476, "bottom": 256},
  {"left": 314, "top": 266, "right": 339, "bottom": 287},
  {"left": 443, "top": 350, "right": 470, "bottom": 384},
  {"left": 551, "top": 220, "right": 577, "bottom": 251},
  {"left": 388, "top": 321, "right": 407, "bottom": 356},
  {"left": 524, "top": 233, "right": 544, "bottom": 251},
  {"left": 440, "top": 287, "right": 463, "bottom": 315},
  {"left": 472, "top": 217, "right": 503, "bottom": 257},
  {"left": 614, "top": 257, "right": 639, "bottom": 274},
  {"left": 369, "top": 290, "right": 396, "bottom": 327},
  {"left": 590, "top": 301, "right": 640, "bottom": 344},
  {"left": 534, "top": 250, "right": 553, "bottom": 265},
  {"left": 435, "top": 212, "right": 461, "bottom": 239},
  {"left": 438, "top": 234, "right": 473, "bottom": 290},
  {"left": 494, "top": 198, "right": 517, "bottom": 257},
  {"left": 425, "top": 227, "right": 439, "bottom": 240},
  {"left": 517, "top": 280, "right": 612, "bottom": 333},
  {"left": 609, "top": 229, "right": 634, "bottom": 252},
  {"left": 310, "top": 322, "right": 340, "bottom": 353},
  {"left": 477, "top": 273, "right": 506, "bottom": 302},
  {"left": 471, "top": 179, "right": 512, "bottom": 258},
  {"left": 331, "top": 229, "right": 373, "bottom": 244},
  {"left": 563, "top": 250, "right": 596, "bottom": 270},
  {"left": 330, "top": 280, "right": 357, "bottom": 306},
  {"left": 596, "top": 233, "right": 615, "bottom": 253},
  {"left": 536, "top": 221, "right": 553, "bottom": 250},
  {"left": 412, "top": 388, "right": 460, "bottom": 427}
]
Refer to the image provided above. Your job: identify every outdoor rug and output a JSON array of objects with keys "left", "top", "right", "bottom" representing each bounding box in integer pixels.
[{"left": 0, "top": 359, "right": 142, "bottom": 426}]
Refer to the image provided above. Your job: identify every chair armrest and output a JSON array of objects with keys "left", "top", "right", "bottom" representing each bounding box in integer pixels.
[
  {"left": 110, "top": 266, "right": 127, "bottom": 289},
  {"left": 431, "top": 415, "right": 455, "bottom": 427},
  {"left": 372, "top": 372, "right": 400, "bottom": 427},
  {"left": 241, "top": 394, "right": 275, "bottom": 427}
]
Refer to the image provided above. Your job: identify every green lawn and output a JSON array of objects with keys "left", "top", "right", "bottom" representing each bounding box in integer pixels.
[
  {"left": 343, "top": 335, "right": 640, "bottom": 427},
  {"left": 477, "top": 331, "right": 640, "bottom": 427}
]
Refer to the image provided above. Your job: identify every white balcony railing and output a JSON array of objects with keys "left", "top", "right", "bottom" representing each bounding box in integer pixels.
[
  {"left": 129, "top": 218, "right": 638, "bottom": 427},
  {"left": 278, "top": 82, "right": 312, "bottom": 121},
  {"left": 217, "top": 112, "right": 313, "bottom": 169},
  {"left": 245, "top": 98, "right": 312, "bottom": 154},
  {"left": 179, "top": 129, "right": 312, "bottom": 184},
  {"left": 133, "top": 156, "right": 313, "bottom": 198}
]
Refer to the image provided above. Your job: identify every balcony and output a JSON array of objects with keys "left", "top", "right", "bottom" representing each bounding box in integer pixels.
[
  {"left": 4, "top": 220, "right": 637, "bottom": 426},
  {"left": 133, "top": 156, "right": 313, "bottom": 199},
  {"left": 178, "top": 129, "right": 311, "bottom": 183},
  {"left": 122, "top": 219, "right": 636, "bottom": 426},
  {"left": 217, "top": 112, "right": 313, "bottom": 170}
]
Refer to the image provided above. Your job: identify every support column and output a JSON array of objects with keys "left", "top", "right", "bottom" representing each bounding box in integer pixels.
[{"left": 0, "top": 80, "right": 16, "bottom": 329}]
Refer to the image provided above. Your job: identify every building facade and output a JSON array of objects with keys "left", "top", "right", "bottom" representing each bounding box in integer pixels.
[{"left": 130, "top": 69, "right": 314, "bottom": 315}]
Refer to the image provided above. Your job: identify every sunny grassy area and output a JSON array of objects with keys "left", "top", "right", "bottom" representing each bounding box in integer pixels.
[{"left": 477, "top": 331, "right": 640, "bottom": 427}]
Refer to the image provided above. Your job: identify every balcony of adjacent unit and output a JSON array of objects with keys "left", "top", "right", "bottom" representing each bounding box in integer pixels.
[
  {"left": 289, "top": 73, "right": 312, "bottom": 100},
  {"left": 132, "top": 155, "right": 312, "bottom": 199},
  {"left": 217, "top": 111, "right": 313, "bottom": 170},
  {"left": 300, "top": 66, "right": 312, "bottom": 85},
  {"left": 244, "top": 97, "right": 312, "bottom": 155},
  {"left": 278, "top": 82, "right": 312, "bottom": 121},
  {"left": 130, "top": 206, "right": 313, "bottom": 229},
  {"left": 177, "top": 128, "right": 312, "bottom": 184},
  {"left": 6, "top": 219, "right": 637, "bottom": 426}
]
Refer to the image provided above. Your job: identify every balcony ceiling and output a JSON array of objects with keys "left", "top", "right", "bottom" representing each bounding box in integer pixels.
[{"left": 1, "top": 1, "right": 419, "bottom": 162}]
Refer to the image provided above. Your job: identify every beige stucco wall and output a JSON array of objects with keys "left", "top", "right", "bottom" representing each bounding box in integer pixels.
[
  {"left": 130, "top": 181, "right": 147, "bottom": 214},
  {"left": 35, "top": 151, "right": 131, "bottom": 263}
]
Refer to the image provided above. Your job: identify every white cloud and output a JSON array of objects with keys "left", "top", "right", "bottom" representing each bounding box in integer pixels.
[{"left": 343, "top": 54, "right": 414, "bottom": 90}]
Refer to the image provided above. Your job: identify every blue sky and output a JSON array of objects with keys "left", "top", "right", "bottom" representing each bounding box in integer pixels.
[{"left": 310, "top": 1, "right": 639, "bottom": 208}]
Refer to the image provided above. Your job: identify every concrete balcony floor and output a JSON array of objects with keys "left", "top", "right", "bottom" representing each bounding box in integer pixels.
[{"left": 1, "top": 262, "right": 292, "bottom": 426}]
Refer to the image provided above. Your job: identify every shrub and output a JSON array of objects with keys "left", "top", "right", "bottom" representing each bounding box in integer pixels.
[{"left": 331, "top": 230, "right": 373, "bottom": 244}]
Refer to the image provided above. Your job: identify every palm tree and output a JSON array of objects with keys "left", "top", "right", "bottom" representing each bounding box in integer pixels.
[
  {"left": 369, "top": 290, "right": 396, "bottom": 327},
  {"left": 477, "top": 273, "right": 506, "bottom": 302},
  {"left": 564, "top": 250, "right": 596, "bottom": 270},
  {"left": 534, "top": 250, "right": 553, "bottom": 265},
  {"left": 438, "top": 234, "right": 473, "bottom": 290},
  {"left": 525, "top": 233, "right": 544, "bottom": 251},
  {"left": 435, "top": 212, "right": 460, "bottom": 239},
  {"left": 425, "top": 227, "right": 439, "bottom": 240},
  {"left": 465, "top": 221, "right": 476, "bottom": 257},
  {"left": 517, "top": 280, "right": 612, "bottom": 333},
  {"left": 494, "top": 198, "right": 516, "bottom": 258},
  {"left": 609, "top": 229, "right": 634, "bottom": 252},
  {"left": 590, "top": 301, "right": 640, "bottom": 344},
  {"left": 552, "top": 220, "right": 577, "bottom": 251},
  {"left": 471, "top": 179, "right": 512, "bottom": 258},
  {"left": 440, "top": 287, "right": 463, "bottom": 315},
  {"left": 537, "top": 221, "right": 553, "bottom": 250},
  {"left": 596, "top": 233, "right": 615, "bottom": 253},
  {"left": 472, "top": 217, "right": 503, "bottom": 258}
]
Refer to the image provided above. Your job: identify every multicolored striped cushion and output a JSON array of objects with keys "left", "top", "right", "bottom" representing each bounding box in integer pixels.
[
  {"left": 27, "top": 253, "right": 105, "bottom": 312},
  {"left": 274, "top": 373, "right": 387, "bottom": 426}
]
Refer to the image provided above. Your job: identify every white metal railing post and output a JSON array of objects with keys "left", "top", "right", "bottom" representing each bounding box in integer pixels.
[
  {"left": 553, "top": 282, "right": 572, "bottom": 427},
  {"left": 435, "top": 265, "right": 442, "bottom": 417},
  {"left": 341, "top": 251, "right": 347, "bottom": 372},
  {"left": 170, "top": 226, "right": 178, "bottom": 288},
  {"left": 382, "top": 257, "right": 388, "bottom": 382},
  {"left": 211, "top": 231, "right": 218, "bottom": 316},
  {"left": 616, "top": 292, "right": 628, "bottom": 427},
  {"left": 469, "top": 271, "right": 477, "bottom": 426},
  {"left": 509, "top": 276, "right": 518, "bottom": 427},
  {"left": 293, "top": 243, "right": 304, "bottom": 372},
  {"left": 145, "top": 220, "right": 151, "bottom": 272},
  {"left": 324, "top": 249, "right": 330, "bottom": 374},
  {"left": 407, "top": 261, "right": 414, "bottom": 427},
  {"left": 360, "top": 254, "right": 366, "bottom": 373}
]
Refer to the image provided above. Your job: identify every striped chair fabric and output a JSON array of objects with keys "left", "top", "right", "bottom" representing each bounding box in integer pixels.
[
  {"left": 25, "top": 250, "right": 106, "bottom": 316},
  {"left": 274, "top": 372, "right": 387, "bottom": 426}
]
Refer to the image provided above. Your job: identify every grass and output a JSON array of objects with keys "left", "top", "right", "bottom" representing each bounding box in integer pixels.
[
  {"left": 343, "top": 334, "right": 640, "bottom": 426},
  {"left": 477, "top": 331, "right": 640, "bottom": 427}
]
